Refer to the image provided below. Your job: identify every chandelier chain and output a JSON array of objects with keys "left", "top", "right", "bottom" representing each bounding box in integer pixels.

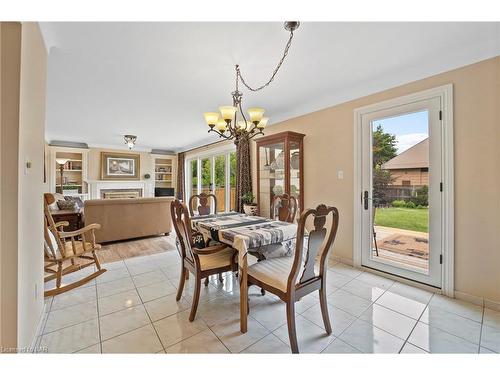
[{"left": 236, "top": 30, "right": 295, "bottom": 92}]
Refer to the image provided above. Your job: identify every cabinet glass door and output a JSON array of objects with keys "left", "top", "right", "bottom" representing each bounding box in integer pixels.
[
  {"left": 258, "top": 142, "right": 285, "bottom": 218},
  {"left": 289, "top": 140, "right": 301, "bottom": 218}
]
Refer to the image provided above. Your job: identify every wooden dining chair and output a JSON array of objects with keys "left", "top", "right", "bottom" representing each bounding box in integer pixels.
[
  {"left": 188, "top": 192, "right": 217, "bottom": 216},
  {"left": 246, "top": 204, "right": 339, "bottom": 353},
  {"left": 188, "top": 192, "right": 222, "bottom": 284},
  {"left": 271, "top": 194, "right": 298, "bottom": 223},
  {"left": 43, "top": 193, "right": 106, "bottom": 297},
  {"left": 171, "top": 199, "right": 237, "bottom": 321}
]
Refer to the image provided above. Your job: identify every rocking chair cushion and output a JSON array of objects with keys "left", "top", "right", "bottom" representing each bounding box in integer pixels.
[
  {"left": 46, "top": 230, "right": 59, "bottom": 253},
  {"left": 198, "top": 247, "right": 235, "bottom": 271}
]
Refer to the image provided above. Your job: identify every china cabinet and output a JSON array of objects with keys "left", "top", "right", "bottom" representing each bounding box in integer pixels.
[{"left": 255, "top": 131, "right": 305, "bottom": 219}]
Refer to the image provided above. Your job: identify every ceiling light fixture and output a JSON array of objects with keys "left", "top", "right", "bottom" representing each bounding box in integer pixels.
[
  {"left": 124, "top": 135, "right": 137, "bottom": 150},
  {"left": 203, "top": 21, "right": 300, "bottom": 144}
]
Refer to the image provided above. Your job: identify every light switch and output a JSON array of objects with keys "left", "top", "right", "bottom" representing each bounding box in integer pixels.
[
  {"left": 337, "top": 170, "right": 344, "bottom": 180},
  {"left": 25, "top": 158, "right": 32, "bottom": 175}
]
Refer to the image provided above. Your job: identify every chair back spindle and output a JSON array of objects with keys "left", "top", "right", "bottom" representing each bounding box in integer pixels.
[
  {"left": 288, "top": 204, "right": 339, "bottom": 288},
  {"left": 171, "top": 199, "right": 196, "bottom": 263}
]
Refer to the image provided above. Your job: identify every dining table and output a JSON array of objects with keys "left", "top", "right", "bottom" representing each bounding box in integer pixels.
[{"left": 190, "top": 212, "right": 298, "bottom": 333}]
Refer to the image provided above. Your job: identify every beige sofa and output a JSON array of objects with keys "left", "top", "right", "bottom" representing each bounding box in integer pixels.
[{"left": 84, "top": 197, "right": 173, "bottom": 243}]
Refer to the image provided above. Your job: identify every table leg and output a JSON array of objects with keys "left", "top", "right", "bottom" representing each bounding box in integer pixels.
[{"left": 239, "top": 263, "right": 248, "bottom": 333}]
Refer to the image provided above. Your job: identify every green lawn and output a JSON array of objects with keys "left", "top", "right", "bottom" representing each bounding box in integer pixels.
[{"left": 374, "top": 207, "right": 429, "bottom": 233}]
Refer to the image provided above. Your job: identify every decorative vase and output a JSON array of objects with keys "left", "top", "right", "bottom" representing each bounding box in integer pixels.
[{"left": 243, "top": 204, "right": 259, "bottom": 216}]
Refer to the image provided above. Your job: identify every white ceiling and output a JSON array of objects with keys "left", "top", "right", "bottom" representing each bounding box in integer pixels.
[{"left": 40, "top": 22, "right": 500, "bottom": 152}]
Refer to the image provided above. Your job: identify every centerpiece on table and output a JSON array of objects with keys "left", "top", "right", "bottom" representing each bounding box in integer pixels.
[{"left": 241, "top": 192, "right": 258, "bottom": 216}]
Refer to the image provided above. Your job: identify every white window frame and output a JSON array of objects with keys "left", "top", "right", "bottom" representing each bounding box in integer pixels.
[
  {"left": 185, "top": 143, "right": 236, "bottom": 213},
  {"left": 353, "top": 84, "right": 454, "bottom": 297}
]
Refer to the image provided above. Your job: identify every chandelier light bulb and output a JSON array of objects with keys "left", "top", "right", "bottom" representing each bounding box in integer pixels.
[
  {"left": 248, "top": 108, "right": 265, "bottom": 124},
  {"left": 204, "top": 112, "right": 219, "bottom": 127},
  {"left": 216, "top": 119, "right": 228, "bottom": 132},
  {"left": 257, "top": 117, "right": 269, "bottom": 129},
  {"left": 219, "top": 106, "right": 237, "bottom": 121}
]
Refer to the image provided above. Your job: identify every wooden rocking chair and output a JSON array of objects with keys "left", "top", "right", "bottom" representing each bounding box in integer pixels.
[{"left": 44, "top": 193, "right": 106, "bottom": 297}]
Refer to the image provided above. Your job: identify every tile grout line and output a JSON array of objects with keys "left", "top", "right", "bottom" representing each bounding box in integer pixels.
[
  {"left": 477, "top": 304, "right": 485, "bottom": 353},
  {"left": 94, "top": 281, "right": 103, "bottom": 354},
  {"left": 398, "top": 291, "right": 434, "bottom": 353}
]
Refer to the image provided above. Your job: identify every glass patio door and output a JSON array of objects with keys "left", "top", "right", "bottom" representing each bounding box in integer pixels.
[
  {"left": 360, "top": 97, "right": 443, "bottom": 287},
  {"left": 186, "top": 151, "right": 236, "bottom": 213}
]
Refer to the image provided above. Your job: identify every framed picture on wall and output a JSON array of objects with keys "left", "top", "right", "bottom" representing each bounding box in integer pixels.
[{"left": 100, "top": 152, "right": 140, "bottom": 180}]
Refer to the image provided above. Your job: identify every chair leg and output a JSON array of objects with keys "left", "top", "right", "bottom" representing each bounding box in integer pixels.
[
  {"left": 92, "top": 250, "right": 102, "bottom": 271},
  {"left": 204, "top": 277, "right": 209, "bottom": 286},
  {"left": 319, "top": 287, "right": 332, "bottom": 334},
  {"left": 286, "top": 300, "right": 299, "bottom": 353},
  {"left": 189, "top": 277, "right": 202, "bottom": 322},
  {"left": 176, "top": 265, "right": 187, "bottom": 301},
  {"left": 218, "top": 273, "right": 223, "bottom": 283},
  {"left": 55, "top": 262, "right": 63, "bottom": 289}
]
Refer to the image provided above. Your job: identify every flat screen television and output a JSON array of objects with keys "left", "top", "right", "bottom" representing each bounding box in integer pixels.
[{"left": 155, "top": 187, "right": 175, "bottom": 197}]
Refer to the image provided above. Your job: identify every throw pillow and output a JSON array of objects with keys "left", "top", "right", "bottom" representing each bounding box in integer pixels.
[
  {"left": 57, "top": 200, "right": 76, "bottom": 210},
  {"left": 64, "top": 196, "right": 84, "bottom": 209}
]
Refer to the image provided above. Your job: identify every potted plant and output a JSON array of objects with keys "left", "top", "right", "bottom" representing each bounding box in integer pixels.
[{"left": 241, "top": 191, "right": 258, "bottom": 216}]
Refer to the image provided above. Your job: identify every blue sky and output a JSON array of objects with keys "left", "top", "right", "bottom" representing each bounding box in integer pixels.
[{"left": 372, "top": 110, "right": 428, "bottom": 154}]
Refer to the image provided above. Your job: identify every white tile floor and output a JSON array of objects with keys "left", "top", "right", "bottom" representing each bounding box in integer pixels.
[{"left": 38, "top": 246, "right": 500, "bottom": 354}]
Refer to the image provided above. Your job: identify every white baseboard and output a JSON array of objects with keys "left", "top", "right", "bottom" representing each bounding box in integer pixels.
[
  {"left": 485, "top": 298, "right": 500, "bottom": 312},
  {"left": 454, "top": 290, "right": 484, "bottom": 307},
  {"left": 329, "top": 254, "right": 354, "bottom": 266}
]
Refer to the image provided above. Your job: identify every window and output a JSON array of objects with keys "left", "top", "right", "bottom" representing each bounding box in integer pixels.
[
  {"left": 186, "top": 149, "right": 236, "bottom": 213},
  {"left": 402, "top": 180, "right": 411, "bottom": 186}
]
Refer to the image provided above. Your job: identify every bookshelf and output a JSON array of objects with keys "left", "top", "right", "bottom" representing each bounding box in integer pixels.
[
  {"left": 49, "top": 146, "right": 89, "bottom": 199},
  {"left": 152, "top": 155, "right": 176, "bottom": 196}
]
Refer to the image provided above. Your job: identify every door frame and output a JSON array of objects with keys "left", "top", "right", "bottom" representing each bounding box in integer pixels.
[{"left": 353, "top": 84, "right": 454, "bottom": 297}]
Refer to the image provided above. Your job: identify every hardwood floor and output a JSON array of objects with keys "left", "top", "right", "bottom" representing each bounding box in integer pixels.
[{"left": 97, "top": 235, "right": 176, "bottom": 264}]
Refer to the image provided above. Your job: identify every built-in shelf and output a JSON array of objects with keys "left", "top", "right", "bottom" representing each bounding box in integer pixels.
[
  {"left": 152, "top": 155, "right": 176, "bottom": 196},
  {"left": 52, "top": 148, "right": 87, "bottom": 195}
]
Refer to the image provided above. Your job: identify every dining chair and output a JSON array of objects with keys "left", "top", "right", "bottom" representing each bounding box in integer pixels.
[
  {"left": 43, "top": 193, "right": 106, "bottom": 297},
  {"left": 245, "top": 204, "right": 339, "bottom": 353},
  {"left": 188, "top": 192, "right": 217, "bottom": 216},
  {"left": 171, "top": 199, "right": 238, "bottom": 321},
  {"left": 188, "top": 192, "right": 223, "bottom": 284},
  {"left": 271, "top": 193, "right": 298, "bottom": 223}
]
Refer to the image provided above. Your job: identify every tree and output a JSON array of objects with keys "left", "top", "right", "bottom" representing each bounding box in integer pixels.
[
  {"left": 372, "top": 124, "right": 397, "bottom": 167},
  {"left": 372, "top": 125, "right": 397, "bottom": 205}
]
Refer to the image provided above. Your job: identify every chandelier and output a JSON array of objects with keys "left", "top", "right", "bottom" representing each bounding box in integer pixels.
[{"left": 203, "top": 21, "right": 300, "bottom": 144}]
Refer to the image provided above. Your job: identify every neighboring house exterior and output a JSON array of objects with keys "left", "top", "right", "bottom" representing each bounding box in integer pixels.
[{"left": 382, "top": 138, "right": 429, "bottom": 200}]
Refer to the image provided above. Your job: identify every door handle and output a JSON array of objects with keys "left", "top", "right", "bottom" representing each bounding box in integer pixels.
[{"left": 363, "top": 191, "right": 369, "bottom": 210}]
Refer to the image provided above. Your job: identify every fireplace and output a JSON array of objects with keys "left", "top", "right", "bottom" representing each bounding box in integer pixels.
[
  {"left": 87, "top": 180, "right": 153, "bottom": 200},
  {"left": 100, "top": 188, "right": 143, "bottom": 199}
]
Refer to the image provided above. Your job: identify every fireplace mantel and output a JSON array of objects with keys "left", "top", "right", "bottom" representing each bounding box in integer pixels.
[{"left": 86, "top": 180, "right": 154, "bottom": 200}]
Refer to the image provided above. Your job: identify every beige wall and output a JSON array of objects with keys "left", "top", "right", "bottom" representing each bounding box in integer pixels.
[
  {"left": 87, "top": 147, "right": 154, "bottom": 182},
  {"left": 17, "top": 22, "right": 47, "bottom": 347},
  {"left": 0, "top": 22, "right": 47, "bottom": 349},
  {"left": 0, "top": 22, "right": 22, "bottom": 350},
  {"left": 251, "top": 57, "right": 500, "bottom": 303}
]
